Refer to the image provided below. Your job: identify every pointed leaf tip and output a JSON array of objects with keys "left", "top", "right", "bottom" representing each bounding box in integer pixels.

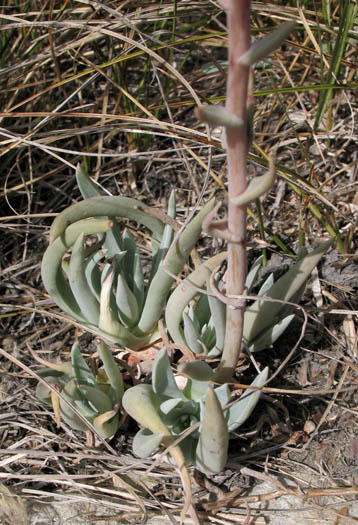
[
  {"left": 152, "top": 348, "right": 183, "bottom": 399},
  {"left": 226, "top": 367, "right": 268, "bottom": 432},
  {"left": 231, "top": 156, "right": 276, "bottom": 207},
  {"left": 239, "top": 20, "right": 296, "bottom": 66},
  {"left": 196, "top": 387, "right": 229, "bottom": 474}
]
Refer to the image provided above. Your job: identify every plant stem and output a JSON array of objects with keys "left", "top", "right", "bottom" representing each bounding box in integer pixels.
[{"left": 215, "top": 0, "right": 251, "bottom": 382}]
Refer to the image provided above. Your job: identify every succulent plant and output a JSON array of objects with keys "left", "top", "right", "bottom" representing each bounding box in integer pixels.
[
  {"left": 35, "top": 340, "right": 123, "bottom": 439},
  {"left": 123, "top": 347, "right": 268, "bottom": 475},
  {"left": 166, "top": 241, "right": 331, "bottom": 356},
  {"left": 41, "top": 165, "right": 215, "bottom": 349}
]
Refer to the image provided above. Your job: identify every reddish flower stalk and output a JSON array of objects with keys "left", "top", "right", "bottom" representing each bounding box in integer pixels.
[{"left": 215, "top": 0, "right": 252, "bottom": 382}]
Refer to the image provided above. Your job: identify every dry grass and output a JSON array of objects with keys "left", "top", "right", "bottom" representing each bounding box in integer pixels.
[{"left": 0, "top": 1, "right": 358, "bottom": 524}]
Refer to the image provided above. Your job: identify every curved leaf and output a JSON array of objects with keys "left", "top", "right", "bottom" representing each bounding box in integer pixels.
[
  {"left": 137, "top": 199, "right": 216, "bottom": 335},
  {"left": 93, "top": 408, "right": 119, "bottom": 438},
  {"left": 133, "top": 428, "right": 164, "bottom": 458},
  {"left": 165, "top": 252, "right": 228, "bottom": 347},
  {"left": 49, "top": 196, "right": 164, "bottom": 244},
  {"left": 42, "top": 218, "right": 112, "bottom": 321},
  {"left": 76, "top": 164, "right": 125, "bottom": 256},
  {"left": 69, "top": 233, "right": 100, "bottom": 325}
]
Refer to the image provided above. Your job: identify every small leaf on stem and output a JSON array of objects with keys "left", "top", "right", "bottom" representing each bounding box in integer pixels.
[
  {"left": 238, "top": 20, "right": 296, "bottom": 66},
  {"left": 195, "top": 104, "right": 244, "bottom": 128},
  {"left": 231, "top": 156, "right": 276, "bottom": 207}
]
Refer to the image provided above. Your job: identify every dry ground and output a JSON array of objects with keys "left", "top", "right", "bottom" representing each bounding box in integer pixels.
[{"left": 0, "top": 1, "right": 358, "bottom": 524}]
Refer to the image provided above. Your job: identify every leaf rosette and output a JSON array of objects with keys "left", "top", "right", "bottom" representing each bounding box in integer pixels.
[
  {"left": 166, "top": 242, "right": 331, "bottom": 356},
  {"left": 35, "top": 341, "right": 123, "bottom": 439},
  {"left": 123, "top": 348, "right": 267, "bottom": 474},
  {"left": 41, "top": 166, "right": 215, "bottom": 349}
]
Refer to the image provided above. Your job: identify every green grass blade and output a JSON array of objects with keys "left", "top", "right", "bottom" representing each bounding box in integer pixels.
[{"left": 314, "top": 1, "right": 357, "bottom": 130}]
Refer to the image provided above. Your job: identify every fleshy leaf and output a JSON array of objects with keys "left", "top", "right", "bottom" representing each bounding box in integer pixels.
[
  {"left": 122, "top": 383, "right": 172, "bottom": 437},
  {"left": 93, "top": 408, "right": 119, "bottom": 438},
  {"left": 160, "top": 398, "right": 184, "bottom": 415},
  {"left": 226, "top": 367, "right": 268, "bottom": 432},
  {"left": 84, "top": 251, "right": 103, "bottom": 301},
  {"left": 35, "top": 371, "right": 65, "bottom": 404},
  {"left": 246, "top": 255, "right": 263, "bottom": 293},
  {"left": 76, "top": 385, "right": 113, "bottom": 415},
  {"left": 132, "top": 252, "right": 145, "bottom": 312},
  {"left": 165, "top": 252, "right": 228, "bottom": 347},
  {"left": 49, "top": 196, "right": 164, "bottom": 245},
  {"left": 42, "top": 218, "right": 112, "bottom": 322},
  {"left": 76, "top": 164, "right": 104, "bottom": 199},
  {"left": 75, "top": 164, "right": 124, "bottom": 256},
  {"left": 182, "top": 377, "right": 209, "bottom": 403},
  {"left": 121, "top": 229, "right": 137, "bottom": 291},
  {"left": 69, "top": 233, "right": 100, "bottom": 325},
  {"left": 98, "top": 270, "right": 146, "bottom": 348},
  {"left": 152, "top": 348, "right": 184, "bottom": 399},
  {"left": 59, "top": 379, "right": 88, "bottom": 431},
  {"left": 178, "top": 436, "right": 198, "bottom": 466},
  {"left": 231, "top": 157, "right": 276, "bottom": 206},
  {"left": 99, "top": 270, "right": 124, "bottom": 335},
  {"left": 194, "top": 293, "right": 211, "bottom": 329},
  {"left": 258, "top": 273, "right": 274, "bottom": 296},
  {"left": 243, "top": 241, "right": 331, "bottom": 347},
  {"left": 96, "top": 341, "right": 124, "bottom": 403},
  {"left": 150, "top": 190, "right": 176, "bottom": 280},
  {"left": 177, "top": 360, "right": 214, "bottom": 382},
  {"left": 196, "top": 387, "right": 229, "bottom": 475},
  {"left": 247, "top": 314, "right": 295, "bottom": 353},
  {"left": 195, "top": 104, "right": 244, "bottom": 128},
  {"left": 138, "top": 199, "right": 216, "bottom": 334},
  {"left": 115, "top": 273, "right": 140, "bottom": 327},
  {"left": 214, "top": 383, "right": 231, "bottom": 409},
  {"left": 183, "top": 313, "right": 202, "bottom": 354},
  {"left": 206, "top": 271, "right": 226, "bottom": 352},
  {"left": 238, "top": 20, "right": 296, "bottom": 66},
  {"left": 133, "top": 428, "right": 164, "bottom": 458},
  {"left": 71, "top": 342, "right": 96, "bottom": 386}
]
